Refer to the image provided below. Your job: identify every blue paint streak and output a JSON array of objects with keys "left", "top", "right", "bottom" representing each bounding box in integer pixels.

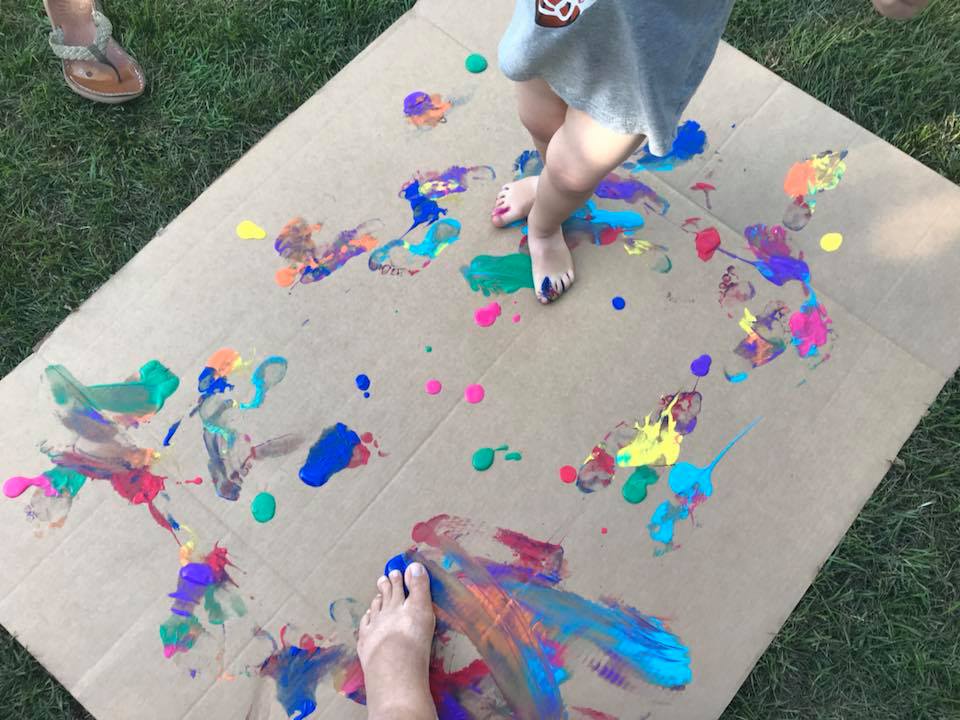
[
  {"left": 571, "top": 200, "right": 645, "bottom": 232},
  {"left": 162, "top": 420, "right": 181, "bottom": 447},
  {"left": 725, "top": 371, "right": 749, "bottom": 384},
  {"left": 401, "top": 181, "right": 446, "bottom": 238},
  {"left": 299, "top": 423, "right": 361, "bottom": 487},
  {"left": 405, "top": 217, "right": 462, "bottom": 257},
  {"left": 197, "top": 367, "right": 233, "bottom": 399},
  {"left": 239, "top": 356, "right": 288, "bottom": 410},
  {"left": 648, "top": 500, "right": 689, "bottom": 547},
  {"left": 668, "top": 418, "right": 761, "bottom": 502},
  {"left": 263, "top": 645, "right": 347, "bottom": 720},
  {"left": 499, "top": 578, "right": 693, "bottom": 689},
  {"left": 628, "top": 120, "right": 707, "bottom": 173}
]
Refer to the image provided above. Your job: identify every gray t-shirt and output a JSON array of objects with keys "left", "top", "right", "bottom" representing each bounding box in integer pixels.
[{"left": 498, "top": 0, "right": 735, "bottom": 155}]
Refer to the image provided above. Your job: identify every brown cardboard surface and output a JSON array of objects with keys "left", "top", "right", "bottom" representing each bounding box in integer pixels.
[{"left": 2, "top": 1, "right": 960, "bottom": 719}]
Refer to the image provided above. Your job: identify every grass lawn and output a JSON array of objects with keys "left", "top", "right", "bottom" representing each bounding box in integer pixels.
[{"left": 1, "top": 0, "right": 957, "bottom": 718}]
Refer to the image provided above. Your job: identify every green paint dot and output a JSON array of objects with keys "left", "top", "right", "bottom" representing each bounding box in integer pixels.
[
  {"left": 465, "top": 53, "right": 488, "bottom": 73},
  {"left": 472, "top": 448, "right": 495, "bottom": 471},
  {"left": 425, "top": 345, "right": 432, "bottom": 353},
  {"left": 504, "top": 452, "right": 522, "bottom": 461},
  {"left": 251, "top": 491, "right": 276, "bottom": 522},
  {"left": 472, "top": 445, "right": 509, "bottom": 471},
  {"left": 622, "top": 466, "right": 659, "bottom": 504}
]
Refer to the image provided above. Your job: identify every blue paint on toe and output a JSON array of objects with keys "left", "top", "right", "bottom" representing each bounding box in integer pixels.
[{"left": 384, "top": 554, "right": 409, "bottom": 597}]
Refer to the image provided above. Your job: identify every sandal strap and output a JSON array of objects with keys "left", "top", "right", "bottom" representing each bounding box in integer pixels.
[{"left": 48, "top": 9, "right": 113, "bottom": 62}]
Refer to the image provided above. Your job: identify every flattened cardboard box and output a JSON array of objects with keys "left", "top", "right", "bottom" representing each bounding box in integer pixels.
[{"left": 2, "top": 1, "right": 959, "bottom": 719}]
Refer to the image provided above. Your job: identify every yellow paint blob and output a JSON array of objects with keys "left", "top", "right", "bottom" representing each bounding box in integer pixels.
[
  {"left": 738, "top": 307, "right": 757, "bottom": 334},
  {"left": 819, "top": 232, "right": 843, "bottom": 252},
  {"left": 236, "top": 220, "right": 267, "bottom": 240},
  {"left": 616, "top": 396, "right": 683, "bottom": 468}
]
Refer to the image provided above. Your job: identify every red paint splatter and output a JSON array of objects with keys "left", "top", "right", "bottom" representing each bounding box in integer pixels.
[
  {"left": 601, "top": 527, "right": 608, "bottom": 535},
  {"left": 694, "top": 227, "right": 722, "bottom": 261},
  {"left": 598, "top": 227, "right": 622, "bottom": 246},
  {"left": 571, "top": 706, "right": 621, "bottom": 720},
  {"left": 690, "top": 181, "right": 716, "bottom": 210},
  {"left": 681, "top": 217, "right": 701, "bottom": 231},
  {"left": 559, "top": 465, "right": 577, "bottom": 484},
  {"left": 493, "top": 527, "right": 566, "bottom": 578}
]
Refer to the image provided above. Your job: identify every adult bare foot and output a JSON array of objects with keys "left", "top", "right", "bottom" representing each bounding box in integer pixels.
[
  {"left": 357, "top": 562, "right": 437, "bottom": 720},
  {"left": 491, "top": 175, "right": 539, "bottom": 227}
]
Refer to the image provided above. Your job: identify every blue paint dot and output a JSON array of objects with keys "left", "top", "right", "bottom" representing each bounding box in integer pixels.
[
  {"left": 363, "top": 392, "right": 370, "bottom": 399},
  {"left": 355, "top": 374, "right": 370, "bottom": 392},
  {"left": 612, "top": 296, "right": 626, "bottom": 310}
]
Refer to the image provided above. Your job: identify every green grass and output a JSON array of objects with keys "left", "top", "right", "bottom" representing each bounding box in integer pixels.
[{"left": 0, "top": 0, "right": 958, "bottom": 718}]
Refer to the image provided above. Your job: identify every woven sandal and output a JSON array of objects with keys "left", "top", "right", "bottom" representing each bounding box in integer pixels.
[{"left": 44, "top": 0, "right": 145, "bottom": 103}]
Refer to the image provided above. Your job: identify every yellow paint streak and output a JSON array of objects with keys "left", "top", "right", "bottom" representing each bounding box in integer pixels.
[
  {"left": 616, "top": 395, "right": 683, "bottom": 468},
  {"left": 623, "top": 239, "right": 655, "bottom": 256},
  {"left": 738, "top": 308, "right": 757, "bottom": 334},
  {"left": 235, "top": 220, "right": 267, "bottom": 240}
]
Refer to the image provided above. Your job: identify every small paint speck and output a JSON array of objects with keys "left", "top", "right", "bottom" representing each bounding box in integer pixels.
[
  {"left": 425, "top": 345, "right": 432, "bottom": 353},
  {"left": 601, "top": 527, "right": 608, "bottom": 535},
  {"left": 559, "top": 465, "right": 577, "bottom": 484},
  {"left": 474, "top": 302, "right": 502, "bottom": 328},
  {"left": 425, "top": 379, "right": 442, "bottom": 395},
  {"left": 512, "top": 314, "right": 521, "bottom": 323},
  {"left": 612, "top": 296, "right": 626, "bottom": 311},
  {"left": 464, "top": 384, "right": 485, "bottom": 404}
]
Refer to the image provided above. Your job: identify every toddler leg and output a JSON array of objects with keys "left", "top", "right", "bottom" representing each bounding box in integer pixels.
[
  {"left": 491, "top": 78, "right": 567, "bottom": 227},
  {"left": 528, "top": 107, "right": 646, "bottom": 303}
]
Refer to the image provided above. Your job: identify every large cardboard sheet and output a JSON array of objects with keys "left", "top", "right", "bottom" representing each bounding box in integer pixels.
[{"left": 2, "top": 2, "right": 959, "bottom": 718}]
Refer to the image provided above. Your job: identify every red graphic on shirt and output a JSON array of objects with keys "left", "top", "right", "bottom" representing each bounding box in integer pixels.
[{"left": 535, "top": 0, "right": 596, "bottom": 27}]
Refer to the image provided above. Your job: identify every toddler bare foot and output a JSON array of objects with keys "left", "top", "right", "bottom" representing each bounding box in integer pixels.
[
  {"left": 491, "top": 176, "right": 539, "bottom": 227},
  {"left": 357, "top": 562, "right": 437, "bottom": 720},
  {"left": 528, "top": 210, "right": 574, "bottom": 304}
]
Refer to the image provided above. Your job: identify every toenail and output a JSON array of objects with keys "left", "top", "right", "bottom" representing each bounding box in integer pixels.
[
  {"left": 389, "top": 569, "right": 401, "bottom": 579},
  {"left": 410, "top": 563, "right": 424, "bottom": 576}
]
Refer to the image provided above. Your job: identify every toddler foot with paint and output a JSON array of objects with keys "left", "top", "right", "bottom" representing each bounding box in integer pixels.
[
  {"left": 491, "top": 176, "right": 538, "bottom": 226},
  {"left": 528, "top": 210, "right": 575, "bottom": 304},
  {"left": 358, "top": 563, "right": 437, "bottom": 720}
]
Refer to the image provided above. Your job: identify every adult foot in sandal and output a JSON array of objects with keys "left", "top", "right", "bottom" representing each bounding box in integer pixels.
[{"left": 44, "top": 0, "right": 146, "bottom": 103}]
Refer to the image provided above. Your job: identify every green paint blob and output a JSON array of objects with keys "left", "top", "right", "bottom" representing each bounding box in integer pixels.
[
  {"left": 44, "top": 467, "right": 86, "bottom": 496},
  {"left": 622, "top": 465, "right": 659, "bottom": 504},
  {"left": 425, "top": 345, "right": 432, "bottom": 353},
  {"left": 505, "top": 452, "right": 522, "bottom": 461},
  {"left": 159, "top": 614, "right": 201, "bottom": 651},
  {"left": 251, "top": 491, "right": 276, "bottom": 523},
  {"left": 461, "top": 254, "right": 535, "bottom": 296},
  {"left": 465, "top": 53, "right": 488, "bottom": 73},
  {"left": 47, "top": 360, "right": 180, "bottom": 415},
  {"left": 472, "top": 445, "right": 509, "bottom": 471}
]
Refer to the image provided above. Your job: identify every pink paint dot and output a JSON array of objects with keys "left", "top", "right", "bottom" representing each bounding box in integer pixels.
[
  {"left": 601, "top": 527, "right": 608, "bottom": 535},
  {"left": 474, "top": 302, "right": 502, "bottom": 328},
  {"left": 512, "top": 313, "right": 521, "bottom": 323},
  {"left": 424, "top": 379, "right": 442, "bottom": 395},
  {"left": 559, "top": 465, "right": 577, "bottom": 484},
  {"left": 361, "top": 432, "right": 374, "bottom": 444},
  {"left": 464, "top": 384, "right": 485, "bottom": 403}
]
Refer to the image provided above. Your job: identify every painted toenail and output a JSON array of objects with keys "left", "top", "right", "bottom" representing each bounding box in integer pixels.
[{"left": 410, "top": 563, "right": 424, "bottom": 576}]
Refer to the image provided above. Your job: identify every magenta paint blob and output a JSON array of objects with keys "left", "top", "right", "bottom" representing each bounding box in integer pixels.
[
  {"left": 474, "top": 302, "right": 502, "bottom": 328},
  {"left": 3, "top": 474, "right": 57, "bottom": 499},
  {"left": 464, "top": 384, "right": 485, "bottom": 403},
  {"left": 512, "top": 314, "right": 521, "bottom": 323},
  {"left": 425, "top": 379, "right": 442, "bottom": 395}
]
